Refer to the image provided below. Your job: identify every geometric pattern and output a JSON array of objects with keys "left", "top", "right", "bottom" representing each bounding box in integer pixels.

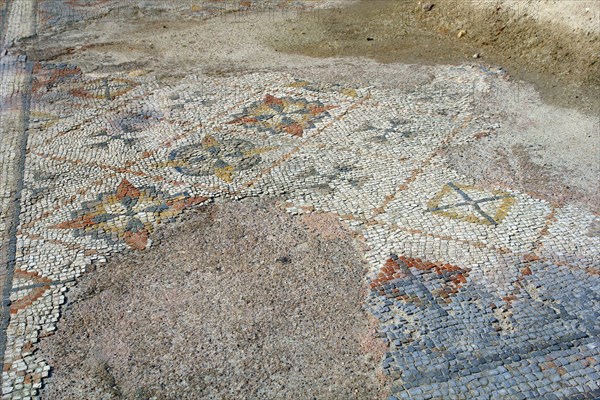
[
  {"left": 228, "top": 94, "right": 336, "bottom": 137},
  {"left": 427, "top": 182, "right": 515, "bottom": 226},
  {"left": 287, "top": 79, "right": 359, "bottom": 98},
  {"left": 90, "top": 129, "right": 139, "bottom": 149},
  {"left": 167, "top": 135, "right": 275, "bottom": 183},
  {"left": 29, "top": 112, "right": 59, "bottom": 130},
  {"left": 31, "top": 62, "right": 81, "bottom": 94},
  {"left": 70, "top": 77, "right": 137, "bottom": 100},
  {"left": 370, "top": 256, "right": 470, "bottom": 305},
  {"left": 367, "top": 253, "right": 600, "bottom": 398},
  {"left": 1, "top": 1, "right": 599, "bottom": 398},
  {"left": 9, "top": 270, "right": 53, "bottom": 315},
  {"left": 52, "top": 179, "right": 208, "bottom": 250}
]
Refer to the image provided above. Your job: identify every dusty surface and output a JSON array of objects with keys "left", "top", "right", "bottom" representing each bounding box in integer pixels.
[
  {"left": 445, "top": 76, "right": 600, "bottom": 213},
  {"left": 270, "top": 0, "right": 600, "bottom": 115},
  {"left": 40, "top": 199, "right": 386, "bottom": 400},
  {"left": 24, "top": 1, "right": 598, "bottom": 212},
  {"left": 0, "top": 0, "right": 594, "bottom": 398},
  {"left": 488, "top": 0, "right": 599, "bottom": 35},
  {"left": 263, "top": 0, "right": 600, "bottom": 211}
]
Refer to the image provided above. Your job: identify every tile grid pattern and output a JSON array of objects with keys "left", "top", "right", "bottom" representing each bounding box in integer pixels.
[
  {"left": 1, "top": 0, "right": 40, "bottom": 396},
  {"left": 0, "top": 1, "right": 599, "bottom": 399}
]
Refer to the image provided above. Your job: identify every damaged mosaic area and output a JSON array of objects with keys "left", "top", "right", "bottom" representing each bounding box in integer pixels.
[{"left": 1, "top": 0, "right": 599, "bottom": 399}]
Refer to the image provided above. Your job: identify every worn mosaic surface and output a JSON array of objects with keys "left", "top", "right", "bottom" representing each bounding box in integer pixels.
[{"left": 1, "top": 1, "right": 599, "bottom": 399}]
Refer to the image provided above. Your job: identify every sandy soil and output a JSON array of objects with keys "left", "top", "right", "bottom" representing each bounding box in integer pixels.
[
  {"left": 40, "top": 199, "right": 387, "bottom": 399},
  {"left": 264, "top": 0, "right": 599, "bottom": 211},
  {"left": 488, "top": 0, "right": 599, "bottom": 35},
  {"left": 26, "top": 2, "right": 599, "bottom": 397},
  {"left": 270, "top": 0, "right": 600, "bottom": 115},
  {"left": 24, "top": 1, "right": 600, "bottom": 115},
  {"left": 443, "top": 72, "right": 600, "bottom": 213}
]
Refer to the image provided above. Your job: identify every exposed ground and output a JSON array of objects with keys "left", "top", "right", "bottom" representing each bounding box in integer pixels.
[
  {"left": 21, "top": 0, "right": 599, "bottom": 212},
  {"left": 0, "top": 0, "right": 596, "bottom": 399},
  {"left": 271, "top": 0, "right": 600, "bottom": 115},
  {"left": 268, "top": 0, "right": 600, "bottom": 212},
  {"left": 41, "top": 199, "right": 386, "bottom": 399}
]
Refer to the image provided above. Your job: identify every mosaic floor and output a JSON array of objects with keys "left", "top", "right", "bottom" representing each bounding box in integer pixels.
[{"left": 1, "top": 1, "right": 599, "bottom": 399}]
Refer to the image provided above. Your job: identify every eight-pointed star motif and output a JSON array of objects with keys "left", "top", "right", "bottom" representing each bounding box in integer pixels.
[
  {"left": 228, "top": 94, "right": 336, "bottom": 137},
  {"left": 53, "top": 179, "right": 207, "bottom": 250}
]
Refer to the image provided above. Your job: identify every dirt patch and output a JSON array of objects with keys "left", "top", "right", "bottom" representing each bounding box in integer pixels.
[
  {"left": 444, "top": 74, "right": 600, "bottom": 213},
  {"left": 259, "top": 0, "right": 599, "bottom": 210},
  {"left": 445, "top": 143, "right": 599, "bottom": 213},
  {"left": 24, "top": 1, "right": 599, "bottom": 114},
  {"left": 300, "top": 211, "right": 356, "bottom": 241},
  {"left": 22, "top": 6, "right": 328, "bottom": 78},
  {"left": 269, "top": 0, "right": 600, "bottom": 115},
  {"left": 40, "top": 198, "right": 387, "bottom": 399},
  {"left": 20, "top": 1, "right": 599, "bottom": 212}
]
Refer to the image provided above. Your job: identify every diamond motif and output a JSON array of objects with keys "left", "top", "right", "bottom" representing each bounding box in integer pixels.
[{"left": 427, "top": 182, "right": 515, "bottom": 226}]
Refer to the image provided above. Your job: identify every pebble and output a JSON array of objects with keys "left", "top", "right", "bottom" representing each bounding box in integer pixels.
[{"left": 422, "top": 3, "right": 435, "bottom": 12}]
